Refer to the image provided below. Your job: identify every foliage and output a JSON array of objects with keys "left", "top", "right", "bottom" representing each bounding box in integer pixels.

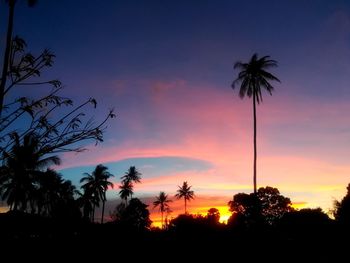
[
  {"left": 0, "top": 36, "right": 115, "bottom": 163},
  {"left": 333, "top": 183, "right": 350, "bottom": 225},
  {"left": 0, "top": 132, "right": 60, "bottom": 212},
  {"left": 119, "top": 179, "right": 133, "bottom": 204},
  {"left": 228, "top": 186, "right": 292, "bottom": 226},
  {"left": 257, "top": 186, "right": 293, "bottom": 224},
  {"left": 121, "top": 166, "right": 141, "bottom": 184},
  {"left": 175, "top": 181, "right": 195, "bottom": 214},
  {"left": 206, "top": 208, "right": 220, "bottom": 224},
  {"left": 169, "top": 213, "right": 224, "bottom": 234},
  {"left": 232, "top": 53, "right": 280, "bottom": 104},
  {"left": 153, "top": 191, "right": 172, "bottom": 229},
  {"left": 110, "top": 203, "right": 126, "bottom": 222},
  {"left": 0, "top": 133, "right": 79, "bottom": 218},
  {"left": 111, "top": 198, "right": 151, "bottom": 230},
  {"left": 228, "top": 192, "right": 262, "bottom": 228},
  {"left": 278, "top": 208, "right": 332, "bottom": 239},
  {"left": 79, "top": 164, "right": 113, "bottom": 222}
]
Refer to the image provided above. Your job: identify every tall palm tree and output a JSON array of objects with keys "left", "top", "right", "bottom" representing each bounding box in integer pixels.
[
  {"left": 232, "top": 53, "right": 280, "bottom": 194},
  {"left": 80, "top": 164, "right": 114, "bottom": 223},
  {"left": 0, "top": 0, "right": 37, "bottom": 116},
  {"left": 153, "top": 191, "right": 172, "bottom": 229},
  {"left": 119, "top": 180, "right": 133, "bottom": 205},
  {"left": 0, "top": 132, "right": 60, "bottom": 212},
  {"left": 175, "top": 181, "right": 195, "bottom": 214}
]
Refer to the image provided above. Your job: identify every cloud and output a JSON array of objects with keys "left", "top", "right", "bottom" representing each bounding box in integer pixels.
[
  {"left": 59, "top": 156, "right": 213, "bottom": 186},
  {"left": 58, "top": 78, "right": 350, "bottom": 214}
]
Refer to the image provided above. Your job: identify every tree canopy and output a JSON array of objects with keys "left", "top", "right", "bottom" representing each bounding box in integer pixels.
[{"left": 228, "top": 186, "right": 292, "bottom": 226}]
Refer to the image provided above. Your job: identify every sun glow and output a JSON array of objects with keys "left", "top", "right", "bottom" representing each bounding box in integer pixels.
[{"left": 150, "top": 205, "right": 232, "bottom": 228}]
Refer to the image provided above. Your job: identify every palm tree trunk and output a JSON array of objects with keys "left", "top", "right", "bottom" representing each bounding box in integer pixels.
[
  {"left": 253, "top": 89, "right": 257, "bottom": 194},
  {"left": 185, "top": 199, "right": 187, "bottom": 214},
  {"left": 101, "top": 199, "right": 105, "bottom": 224},
  {"left": 92, "top": 203, "right": 95, "bottom": 223},
  {"left": 0, "top": 0, "right": 15, "bottom": 117}
]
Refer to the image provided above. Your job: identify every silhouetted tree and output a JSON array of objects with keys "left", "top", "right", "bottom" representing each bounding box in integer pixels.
[
  {"left": 153, "top": 191, "right": 172, "bottom": 229},
  {"left": 228, "top": 186, "right": 291, "bottom": 226},
  {"left": 334, "top": 183, "right": 350, "bottom": 226},
  {"left": 232, "top": 54, "right": 280, "bottom": 194},
  {"left": 77, "top": 189, "right": 96, "bottom": 221},
  {"left": 80, "top": 164, "right": 113, "bottom": 223},
  {"left": 0, "top": 132, "right": 60, "bottom": 212},
  {"left": 169, "top": 213, "right": 220, "bottom": 234},
  {"left": 121, "top": 166, "right": 141, "bottom": 199},
  {"left": 119, "top": 180, "right": 133, "bottom": 205},
  {"left": 112, "top": 198, "right": 151, "bottom": 230},
  {"left": 175, "top": 181, "right": 195, "bottom": 214},
  {"left": 36, "top": 168, "right": 65, "bottom": 216},
  {"left": 206, "top": 208, "right": 220, "bottom": 224},
  {"left": 0, "top": 36, "right": 115, "bottom": 166},
  {"left": 164, "top": 206, "right": 172, "bottom": 230},
  {"left": 45, "top": 172, "right": 81, "bottom": 220},
  {"left": 279, "top": 208, "right": 331, "bottom": 239},
  {"left": 110, "top": 202, "right": 126, "bottom": 222},
  {"left": 228, "top": 192, "right": 261, "bottom": 228},
  {"left": 0, "top": 0, "right": 37, "bottom": 116},
  {"left": 257, "top": 186, "right": 293, "bottom": 224},
  {"left": 169, "top": 214, "right": 197, "bottom": 232}
]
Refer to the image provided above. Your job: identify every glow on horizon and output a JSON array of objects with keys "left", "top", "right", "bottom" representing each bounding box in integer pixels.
[{"left": 149, "top": 197, "right": 232, "bottom": 227}]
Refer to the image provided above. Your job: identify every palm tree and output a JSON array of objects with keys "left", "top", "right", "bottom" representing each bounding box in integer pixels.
[
  {"left": 119, "top": 180, "right": 133, "bottom": 205},
  {"left": 232, "top": 53, "right": 280, "bottom": 194},
  {"left": 153, "top": 191, "right": 172, "bottom": 229},
  {"left": 122, "top": 166, "right": 141, "bottom": 183},
  {"left": 0, "top": 132, "right": 60, "bottom": 212},
  {"left": 37, "top": 169, "right": 79, "bottom": 218},
  {"left": 77, "top": 188, "right": 96, "bottom": 221},
  {"left": 80, "top": 164, "right": 114, "bottom": 223},
  {"left": 121, "top": 166, "right": 141, "bottom": 199},
  {"left": 36, "top": 168, "right": 63, "bottom": 216},
  {"left": 175, "top": 181, "right": 195, "bottom": 214}
]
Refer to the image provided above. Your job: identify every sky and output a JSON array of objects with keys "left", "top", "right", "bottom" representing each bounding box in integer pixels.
[{"left": 2, "top": 0, "right": 350, "bottom": 225}]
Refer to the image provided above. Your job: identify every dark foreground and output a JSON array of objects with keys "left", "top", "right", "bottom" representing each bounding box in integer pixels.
[{"left": 0, "top": 212, "right": 348, "bottom": 261}]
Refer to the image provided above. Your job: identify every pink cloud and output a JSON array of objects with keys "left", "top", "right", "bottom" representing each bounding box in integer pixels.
[{"left": 60, "top": 78, "right": 350, "bottom": 213}]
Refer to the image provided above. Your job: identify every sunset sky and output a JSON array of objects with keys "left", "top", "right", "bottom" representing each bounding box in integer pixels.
[{"left": 3, "top": 0, "right": 350, "bottom": 225}]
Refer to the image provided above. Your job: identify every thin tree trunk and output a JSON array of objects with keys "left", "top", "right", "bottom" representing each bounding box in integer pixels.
[
  {"left": 253, "top": 89, "right": 257, "bottom": 194},
  {"left": 185, "top": 199, "right": 187, "bottom": 214},
  {"left": 0, "top": 1, "right": 15, "bottom": 117},
  {"left": 92, "top": 203, "right": 95, "bottom": 223},
  {"left": 101, "top": 199, "right": 105, "bottom": 224},
  {"left": 161, "top": 210, "right": 164, "bottom": 229}
]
